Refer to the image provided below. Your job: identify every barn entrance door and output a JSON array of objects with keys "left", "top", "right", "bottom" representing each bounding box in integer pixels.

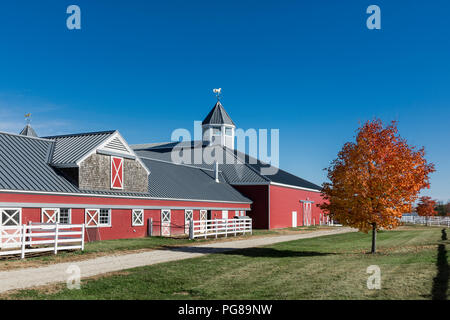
[
  {"left": 0, "top": 208, "right": 22, "bottom": 249},
  {"left": 184, "top": 210, "right": 193, "bottom": 234},
  {"left": 85, "top": 209, "right": 101, "bottom": 241},
  {"left": 199, "top": 210, "right": 207, "bottom": 233},
  {"left": 292, "top": 211, "right": 297, "bottom": 228},
  {"left": 303, "top": 202, "right": 312, "bottom": 226},
  {"left": 161, "top": 209, "right": 171, "bottom": 237},
  {"left": 222, "top": 210, "right": 228, "bottom": 219}
]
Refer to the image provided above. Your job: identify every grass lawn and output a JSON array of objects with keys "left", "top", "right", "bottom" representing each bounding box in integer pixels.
[
  {"left": 0, "top": 225, "right": 331, "bottom": 271},
  {"left": 4, "top": 226, "right": 449, "bottom": 300}
]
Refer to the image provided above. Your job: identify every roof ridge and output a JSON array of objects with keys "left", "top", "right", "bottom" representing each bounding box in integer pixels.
[
  {"left": 138, "top": 155, "right": 218, "bottom": 172},
  {"left": 43, "top": 130, "right": 117, "bottom": 139},
  {"left": 0, "top": 131, "right": 53, "bottom": 142}
]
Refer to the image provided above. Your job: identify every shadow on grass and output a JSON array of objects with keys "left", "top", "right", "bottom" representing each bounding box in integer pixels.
[
  {"left": 431, "top": 228, "right": 449, "bottom": 300},
  {"left": 162, "top": 245, "right": 330, "bottom": 258}
]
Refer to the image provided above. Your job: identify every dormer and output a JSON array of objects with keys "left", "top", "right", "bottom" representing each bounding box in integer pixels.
[{"left": 45, "top": 130, "right": 149, "bottom": 193}]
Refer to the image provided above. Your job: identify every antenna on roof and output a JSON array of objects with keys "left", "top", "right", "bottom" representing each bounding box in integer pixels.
[
  {"left": 213, "top": 88, "right": 222, "bottom": 101},
  {"left": 24, "top": 113, "right": 32, "bottom": 125}
]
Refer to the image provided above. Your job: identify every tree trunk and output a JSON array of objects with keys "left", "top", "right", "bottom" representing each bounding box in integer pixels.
[{"left": 371, "top": 223, "right": 377, "bottom": 254}]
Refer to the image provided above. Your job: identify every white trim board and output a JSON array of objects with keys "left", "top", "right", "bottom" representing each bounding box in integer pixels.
[
  {"left": 0, "top": 202, "right": 251, "bottom": 211},
  {"left": 270, "top": 182, "right": 322, "bottom": 193},
  {"left": 0, "top": 190, "right": 252, "bottom": 204}
]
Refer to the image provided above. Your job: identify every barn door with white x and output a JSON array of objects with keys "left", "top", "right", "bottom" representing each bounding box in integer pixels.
[
  {"left": 184, "top": 210, "right": 193, "bottom": 234},
  {"left": 132, "top": 209, "right": 144, "bottom": 226},
  {"left": 161, "top": 209, "right": 171, "bottom": 236},
  {"left": 85, "top": 209, "right": 100, "bottom": 228},
  {"left": 0, "top": 209, "right": 22, "bottom": 249},
  {"left": 41, "top": 208, "right": 60, "bottom": 224},
  {"left": 111, "top": 157, "right": 124, "bottom": 189},
  {"left": 199, "top": 210, "right": 207, "bottom": 233}
]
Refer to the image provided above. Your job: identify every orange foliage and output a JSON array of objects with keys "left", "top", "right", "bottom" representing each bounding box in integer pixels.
[
  {"left": 319, "top": 119, "right": 435, "bottom": 233},
  {"left": 415, "top": 196, "right": 438, "bottom": 216}
]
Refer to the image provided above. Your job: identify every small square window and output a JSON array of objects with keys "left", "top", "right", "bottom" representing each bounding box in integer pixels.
[
  {"left": 59, "top": 209, "right": 71, "bottom": 224},
  {"left": 132, "top": 209, "right": 144, "bottom": 226},
  {"left": 99, "top": 209, "right": 111, "bottom": 226},
  {"left": 225, "top": 128, "right": 233, "bottom": 136},
  {"left": 213, "top": 128, "right": 221, "bottom": 135}
]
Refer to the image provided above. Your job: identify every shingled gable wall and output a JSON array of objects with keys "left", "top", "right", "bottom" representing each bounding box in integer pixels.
[{"left": 79, "top": 153, "right": 148, "bottom": 193}]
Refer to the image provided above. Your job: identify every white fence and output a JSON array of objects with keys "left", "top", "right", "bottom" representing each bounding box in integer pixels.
[
  {"left": 189, "top": 218, "right": 252, "bottom": 239},
  {"left": 0, "top": 223, "right": 85, "bottom": 259},
  {"left": 401, "top": 216, "right": 450, "bottom": 227}
]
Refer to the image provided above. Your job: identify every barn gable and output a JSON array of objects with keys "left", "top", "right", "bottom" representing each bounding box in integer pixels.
[{"left": 44, "top": 131, "right": 150, "bottom": 193}]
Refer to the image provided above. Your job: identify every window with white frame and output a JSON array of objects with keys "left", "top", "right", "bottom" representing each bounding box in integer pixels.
[
  {"left": 99, "top": 209, "right": 111, "bottom": 226},
  {"left": 59, "top": 209, "right": 71, "bottom": 224},
  {"left": 225, "top": 127, "right": 233, "bottom": 136},
  {"left": 132, "top": 209, "right": 144, "bottom": 226},
  {"left": 1, "top": 208, "right": 21, "bottom": 226},
  {"left": 212, "top": 127, "right": 221, "bottom": 136}
]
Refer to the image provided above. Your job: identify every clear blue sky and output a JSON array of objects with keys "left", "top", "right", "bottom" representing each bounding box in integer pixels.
[{"left": 0, "top": 1, "right": 448, "bottom": 201}]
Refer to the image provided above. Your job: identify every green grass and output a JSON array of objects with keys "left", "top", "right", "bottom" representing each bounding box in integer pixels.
[{"left": 6, "top": 226, "right": 449, "bottom": 300}]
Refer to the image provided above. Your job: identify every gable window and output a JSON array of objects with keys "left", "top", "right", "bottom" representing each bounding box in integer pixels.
[
  {"left": 99, "top": 209, "right": 111, "bottom": 226},
  {"left": 111, "top": 156, "right": 124, "bottom": 189},
  {"left": 132, "top": 209, "right": 144, "bottom": 226},
  {"left": 1, "top": 208, "right": 21, "bottom": 226}
]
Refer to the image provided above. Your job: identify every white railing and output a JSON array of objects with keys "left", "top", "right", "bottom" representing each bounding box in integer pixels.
[
  {"left": 0, "top": 223, "right": 85, "bottom": 259},
  {"left": 189, "top": 218, "right": 252, "bottom": 239},
  {"left": 401, "top": 216, "right": 450, "bottom": 227}
]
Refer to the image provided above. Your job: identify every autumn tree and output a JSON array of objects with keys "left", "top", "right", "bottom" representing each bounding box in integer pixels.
[
  {"left": 319, "top": 119, "right": 435, "bottom": 253},
  {"left": 415, "top": 196, "right": 437, "bottom": 225},
  {"left": 416, "top": 196, "right": 438, "bottom": 216}
]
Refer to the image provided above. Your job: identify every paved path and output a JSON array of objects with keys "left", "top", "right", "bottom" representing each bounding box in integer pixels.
[{"left": 0, "top": 227, "right": 354, "bottom": 293}]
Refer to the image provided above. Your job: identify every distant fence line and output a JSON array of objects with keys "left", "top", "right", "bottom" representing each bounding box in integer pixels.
[{"left": 401, "top": 216, "right": 450, "bottom": 227}]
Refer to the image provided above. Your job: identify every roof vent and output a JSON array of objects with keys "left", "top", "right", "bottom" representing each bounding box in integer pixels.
[{"left": 104, "top": 136, "right": 128, "bottom": 152}]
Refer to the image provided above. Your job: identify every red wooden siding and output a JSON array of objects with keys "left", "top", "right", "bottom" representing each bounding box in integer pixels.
[
  {"left": 233, "top": 185, "right": 269, "bottom": 229},
  {"left": 269, "top": 184, "right": 325, "bottom": 229}
]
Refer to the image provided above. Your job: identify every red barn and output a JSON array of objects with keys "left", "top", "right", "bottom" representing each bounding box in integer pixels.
[
  {"left": 0, "top": 99, "right": 325, "bottom": 243},
  {"left": 132, "top": 100, "right": 327, "bottom": 230}
]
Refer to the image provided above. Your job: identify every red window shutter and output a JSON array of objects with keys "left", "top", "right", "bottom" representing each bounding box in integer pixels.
[{"left": 111, "top": 157, "right": 124, "bottom": 189}]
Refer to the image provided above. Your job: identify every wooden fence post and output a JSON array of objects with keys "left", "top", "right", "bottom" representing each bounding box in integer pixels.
[
  {"left": 81, "top": 224, "right": 85, "bottom": 251},
  {"left": 215, "top": 219, "right": 218, "bottom": 239},
  {"left": 189, "top": 218, "right": 194, "bottom": 240},
  {"left": 21, "top": 224, "right": 26, "bottom": 259},
  {"left": 54, "top": 223, "right": 59, "bottom": 255}
]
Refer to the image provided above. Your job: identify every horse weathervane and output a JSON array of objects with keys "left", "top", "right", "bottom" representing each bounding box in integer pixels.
[
  {"left": 24, "top": 113, "right": 32, "bottom": 124},
  {"left": 213, "top": 88, "right": 222, "bottom": 101}
]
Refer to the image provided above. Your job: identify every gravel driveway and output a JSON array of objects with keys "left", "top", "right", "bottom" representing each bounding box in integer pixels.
[{"left": 0, "top": 227, "right": 355, "bottom": 293}]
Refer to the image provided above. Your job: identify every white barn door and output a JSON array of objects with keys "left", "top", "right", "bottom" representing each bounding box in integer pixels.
[
  {"left": 161, "top": 209, "right": 171, "bottom": 237},
  {"left": 0, "top": 208, "right": 22, "bottom": 249},
  {"left": 292, "top": 211, "right": 297, "bottom": 228},
  {"left": 184, "top": 210, "right": 193, "bottom": 234},
  {"left": 199, "top": 210, "right": 207, "bottom": 233}
]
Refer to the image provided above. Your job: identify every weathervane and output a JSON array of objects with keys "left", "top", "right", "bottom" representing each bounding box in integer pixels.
[
  {"left": 24, "top": 113, "right": 32, "bottom": 125},
  {"left": 213, "top": 88, "right": 222, "bottom": 101}
]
